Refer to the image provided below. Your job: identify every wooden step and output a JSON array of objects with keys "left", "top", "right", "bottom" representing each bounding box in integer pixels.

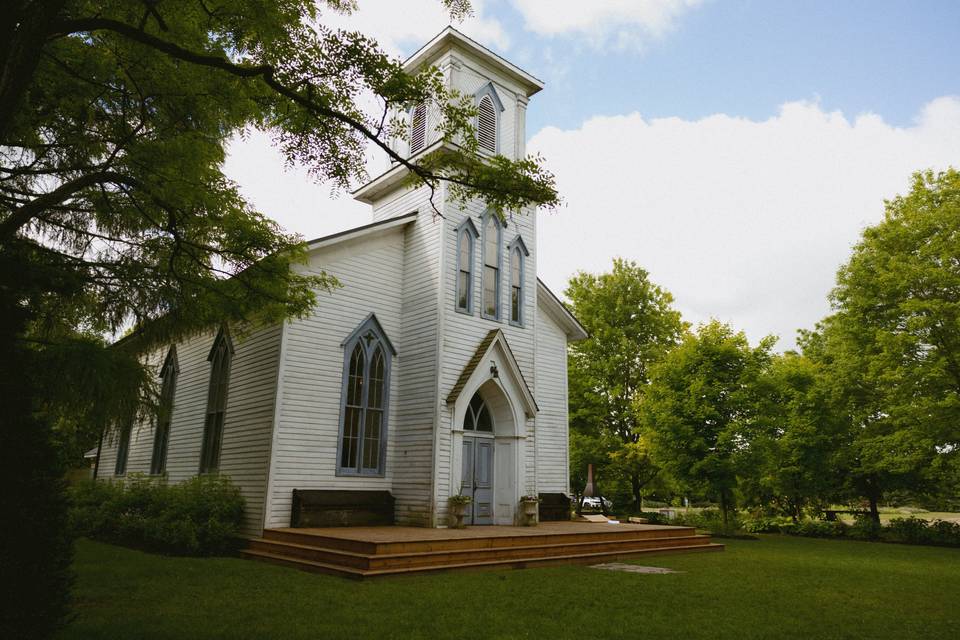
[
  {"left": 241, "top": 542, "right": 725, "bottom": 579},
  {"left": 246, "top": 534, "right": 714, "bottom": 571},
  {"left": 261, "top": 525, "right": 698, "bottom": 555}
]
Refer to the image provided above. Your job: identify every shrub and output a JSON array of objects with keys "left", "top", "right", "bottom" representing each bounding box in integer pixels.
[
  {"left": 883, "top": 517, "right": 960, "bottom": 547},
  {"left": 69, "top": 474, "right": 244, "bottom": 556},
  {"left": 742, "top": 515, "right": 788, "bottom": 534},
  {"left": 636, "top": 511, "right": 668, "bottom": 525},
  {"left": 849, "top": 514, "right": 883, "bottom": 541}
]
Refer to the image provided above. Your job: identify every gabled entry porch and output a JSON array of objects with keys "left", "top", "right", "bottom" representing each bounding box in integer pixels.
[{"left": 241, "top": 522, "right": 723, "bottom": 579}]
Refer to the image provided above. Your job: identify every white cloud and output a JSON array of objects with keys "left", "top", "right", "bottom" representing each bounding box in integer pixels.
[
  {"left": 529, "top": 97, "right": 960, "bottom": 349},
  {"left": 511, "top": 0, "right": 703, "bottom": 49},
  {"left": 223, "top": 129, "right": 371, "bottom": 243},
  {"left": 318, "top": 0, "right": 508, "bottom": 57}
]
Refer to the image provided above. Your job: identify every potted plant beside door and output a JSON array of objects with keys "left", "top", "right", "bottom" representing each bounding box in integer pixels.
[
  {"left": 448, "top": 494, "right": 472, "bottom": 529},
  {"left": 519, "top": 495, "right": 540, "bottom": 526}
]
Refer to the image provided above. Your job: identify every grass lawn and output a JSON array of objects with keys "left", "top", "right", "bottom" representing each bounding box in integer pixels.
[{"left": 61, "top": 535, "right": 959, "bottom": 640}]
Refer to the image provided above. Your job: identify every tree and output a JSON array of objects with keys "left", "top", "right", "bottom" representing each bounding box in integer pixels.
[
  {"left": 1, "top": 1, "right": 558, "bottom": 634},
  {"left": 800, "top": 168, "right": 960, "bottom": 522},
  {"left": 643, "top": 320, "right": 774, "bottom": 526},
  {"left": 739, "top": 352, "right": 844, "bottom": 521},
  {"left": 566, "top": 258, "right": 686, "bottom": 511}
]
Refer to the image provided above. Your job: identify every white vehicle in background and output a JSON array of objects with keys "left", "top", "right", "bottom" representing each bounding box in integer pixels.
[{"left": 579, "top": 496, "right": 613, "bottom": 511}]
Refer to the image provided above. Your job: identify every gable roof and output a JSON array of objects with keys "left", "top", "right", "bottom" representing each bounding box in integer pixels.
[
  {"left": 305, "top": 211, "right": 417, "bottom": 252},
  {"left": 446, "top": 329, "right": 538, "bottom": 415},
  {"left": 537, "top": 279, "right": 588, "bottom": 341},
  {"left": 404, "top": 27, "right": 543, "bottom": 97}
]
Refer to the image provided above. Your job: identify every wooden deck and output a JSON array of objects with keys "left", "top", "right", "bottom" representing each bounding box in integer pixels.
[{"left": 241, "top": 521, "right": 723, "bottom": 578}]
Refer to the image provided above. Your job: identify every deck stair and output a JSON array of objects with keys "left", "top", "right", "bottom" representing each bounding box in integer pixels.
[{"left": 241, "top": 522, "right": 722, "bottom": 578}]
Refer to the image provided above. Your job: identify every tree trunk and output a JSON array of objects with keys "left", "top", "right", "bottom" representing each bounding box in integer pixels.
[
  {"left": 720, "top": 491, "right": 729, "bottom": 528},
  {"left": 868, "top": 492, "right": 880, "bottom": 525}
]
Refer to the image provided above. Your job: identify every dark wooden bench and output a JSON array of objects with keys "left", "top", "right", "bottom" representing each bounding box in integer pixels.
[
  {"left": 291, "top": 490, "right": 395, "bottom": 528},
  {"left": 538, "top": 493, "right": 572, "bottom": 521}
]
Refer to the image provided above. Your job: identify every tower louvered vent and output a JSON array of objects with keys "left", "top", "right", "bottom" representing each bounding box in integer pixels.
[
  {"left": 410, "top": 103, "right": 426, "bottom": 154},
  {"left": 477, "top": 95, "right": 497, "bottom": 153}
]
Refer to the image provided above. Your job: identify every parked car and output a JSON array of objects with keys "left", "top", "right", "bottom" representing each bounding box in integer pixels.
[{"left": 579, "top": 496, "right": 613, "bottom": 511}]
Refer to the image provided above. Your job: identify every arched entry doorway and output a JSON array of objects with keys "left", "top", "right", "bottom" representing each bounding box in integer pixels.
[
  {"left": 461, "top": 391, "right": 494, "bottom": 524},
  {"left": 455, "top": 378, "right": 520, "bottom": 525}
]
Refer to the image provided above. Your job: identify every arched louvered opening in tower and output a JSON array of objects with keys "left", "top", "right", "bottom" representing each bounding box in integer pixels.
[
  {"left": 410, "top": 103, "right": 426, "bottom": 154},
  {"left": 477, "top": 95, "right": 497, "bottom": 153}
]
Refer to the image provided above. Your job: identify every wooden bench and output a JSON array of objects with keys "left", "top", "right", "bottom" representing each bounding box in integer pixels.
[
  {"left": 538, "top": 493, "right": 572, "bottom": 521},
  {"left": 291, "top": 490, "right": 395, "bottom": 528}
]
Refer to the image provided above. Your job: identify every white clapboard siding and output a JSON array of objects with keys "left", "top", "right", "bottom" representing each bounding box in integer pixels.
[
  {"left": 96, "top": 324, "right": 283, "bottom": 536},
  {"left": 265, "top": 225, "right": 407, "bottom": 528},
  {"left": 534, "top": 305, "right": 570, "bottom": 493}
]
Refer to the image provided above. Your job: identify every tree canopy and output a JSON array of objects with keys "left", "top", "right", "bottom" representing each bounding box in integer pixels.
[
  {"left": 800, "top": 169, "right": 960, "bottom": 519},
  {"left": 643, "top": 320, "right": 774, "bottom": 523},
  {"left": 565, "top": 258, "right": 685, "bottom": 509},
  {"left": 1, "top": 0, "right": 559, "bottom": 433}
]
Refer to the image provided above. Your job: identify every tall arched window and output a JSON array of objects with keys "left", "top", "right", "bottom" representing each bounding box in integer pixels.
[
  {"left": 410, "top": 103, "right": 426, "bottom": 154},
  {"left": 114, "top": 421, "right": 132, "bottom": 476},
  {"left": 151, "top": 346, "right": 178, "bottom": 475},
  {"left": 481, "top": 213, "right": 501, "bottom": 320},
  {"left": 477, "top": 95, "right": 497, "bottom": 153},
  {"left": 338, "top": 315, "right": 395, "bottom": 476},
  {"left": 510, "top": 247, "right": 523, "bottom": 324},
  {"left": 200, "top": 328, "right": 232, "bottom": 473},
  {"left": 455, "top": 217, "right": 479, "bottom": 313},
  {"left": 508, "top": 235, "right": 529, "bottom": 327}
]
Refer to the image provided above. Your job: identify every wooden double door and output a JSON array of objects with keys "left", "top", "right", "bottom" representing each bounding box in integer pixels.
[{"left": 461, "top": 435, "right": 494, "bottom": 525}]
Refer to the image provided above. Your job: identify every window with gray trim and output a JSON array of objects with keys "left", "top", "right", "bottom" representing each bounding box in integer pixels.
[
  {"left": 150, "top": 346, "right": 178, "bottom": 475},
  {"left": 510, "top": 246, "right": 523, "bottom": 324},
  {"left": 455, "top": 217, "right": 479, "bottom": 313},
  {"left": 481, "top": 213, "right": 501, "bottom": 319},
  {"left": 457, "top": 229, "right": 473, "bottom": 311},
  {"left": 200, "top": 328, "right": 232, "bottom": 473},
  {"left": 338, "top": 315, "right": 394, "bottom": 475},
  {"left": 114, "top": 421, "right": 132, "bottom": 476},
  {"left": 507, "top": 235, "right": 529, "bottom": 326}
]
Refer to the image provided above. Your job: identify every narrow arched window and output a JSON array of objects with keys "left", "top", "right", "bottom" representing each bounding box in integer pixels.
[
  {"left": 481, "top": 214, "right": 501, "bottom": 319},
  {"left": 114, "top": 421, "right": 132, "bottom": 476},
  {"left": 477, "top": 95, "right": 497, "bottom": 153},
  {"left": 457, "top": 229, "right": 472, "bottom": 311},
  {"left": 338, "top": 315, "right": 395, "bottom": 476},
  {"left": 200, "top": 328, "right": 232, "bottom": 473},
  {"left": 455, "top": 218, "right": 478, "bottom": 313},
  {"left": 463, "top": 392, "right": 493, "bottom": 432},
  {"left": 151, "top": 347, "right": 178, "bottom": 475},
  {"left": 510, "top": 247, "right": 523, "bottom": 325},
  {"left": 410, "top": 103, "right": 426, "bottom": 154}
]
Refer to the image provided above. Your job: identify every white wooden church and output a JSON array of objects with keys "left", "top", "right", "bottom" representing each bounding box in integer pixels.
[{"left": 95, "top": 28, "right": 587, "bottom": 536}]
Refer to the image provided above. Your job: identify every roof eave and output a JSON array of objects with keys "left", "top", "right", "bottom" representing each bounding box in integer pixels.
[{"left": 403, "top": 27, "right": 544, "bottom": 97}]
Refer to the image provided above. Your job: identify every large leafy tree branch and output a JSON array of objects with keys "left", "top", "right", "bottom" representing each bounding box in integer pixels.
[{"left": 1, "top": 0, "right": 558, "bottom": 431}]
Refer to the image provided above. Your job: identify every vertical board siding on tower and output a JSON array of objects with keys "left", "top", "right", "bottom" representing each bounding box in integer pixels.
[{"left": 96, "top": 324, "right": 283, "bottom": 536}]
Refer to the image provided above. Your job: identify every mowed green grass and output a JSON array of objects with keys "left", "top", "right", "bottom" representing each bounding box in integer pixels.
[{"left": 61, "top": 536, "right": 960, "bottom": 640}]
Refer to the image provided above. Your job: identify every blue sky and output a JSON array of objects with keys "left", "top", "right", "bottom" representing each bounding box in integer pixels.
[
  {"left": 508, "top": 0, "right": 960, "bottom": 133},
  {"left": 227, "top": 1, "right": 960, "bottom": 348}
]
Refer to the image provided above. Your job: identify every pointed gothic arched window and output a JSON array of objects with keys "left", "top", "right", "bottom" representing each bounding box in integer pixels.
[
  {"left": 482, "top": 213, "right": 501, "bottom": 319},
  {"left": 200, "top": 328, "right": 232, "bottom": 473},
  {"left": 338, "top": 315, "right": 395, "bottom": 475},
  {"left": 151, "top": 346, "right": 178, "bottom": 475},
  {"left": 463, "top": 391, "right": 493, "bottom": 432}
]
